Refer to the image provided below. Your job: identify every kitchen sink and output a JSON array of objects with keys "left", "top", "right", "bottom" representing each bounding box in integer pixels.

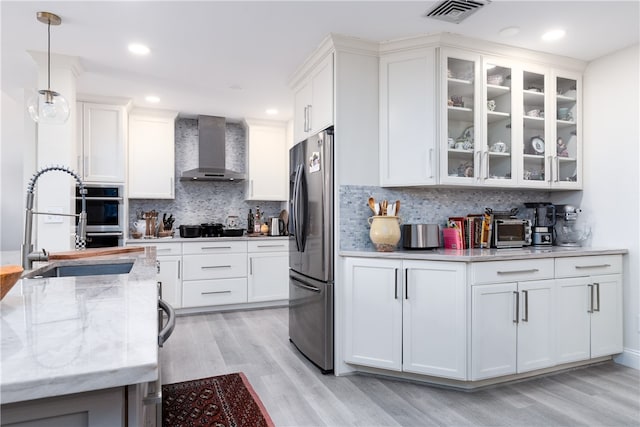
[{"left": 24, "top": 261, "right": 134, "bottom": 279}]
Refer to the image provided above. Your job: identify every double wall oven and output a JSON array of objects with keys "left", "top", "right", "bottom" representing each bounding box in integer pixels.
[{"left": 75, "top": 184, "right": 124, "bottom": 248}]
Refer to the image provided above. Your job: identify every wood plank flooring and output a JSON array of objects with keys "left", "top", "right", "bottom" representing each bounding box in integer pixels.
[{"left": 161, "top": 307, "right": 640, "bottom": 426}]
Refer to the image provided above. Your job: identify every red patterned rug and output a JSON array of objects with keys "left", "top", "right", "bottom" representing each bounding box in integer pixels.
[{"left": 162, "top": 372, "right": 275, "bottom": 427}]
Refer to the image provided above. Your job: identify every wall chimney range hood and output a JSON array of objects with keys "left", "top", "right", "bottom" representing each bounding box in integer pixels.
[{"left": 180, "top": 115, "right": 246, "bottom": 181}]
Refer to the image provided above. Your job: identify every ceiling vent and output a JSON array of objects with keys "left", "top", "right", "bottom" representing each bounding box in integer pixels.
[{"left": 425, "top": 0, "right": 491, "bottom": 24}]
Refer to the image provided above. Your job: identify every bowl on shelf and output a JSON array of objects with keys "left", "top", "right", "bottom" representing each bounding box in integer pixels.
[{"left": 487, "top": 74, "right": 504, "bottom": 85}]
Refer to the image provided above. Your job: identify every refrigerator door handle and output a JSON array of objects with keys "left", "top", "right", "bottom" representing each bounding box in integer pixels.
[
  {"left": 298, "top": 165, "right": 308, "bottom": 251},
  {"left": 291, "top": 276, "right": 321, "bottom": 293},
  {"left": 291, "top": 164, "right": 303, "bottom": 251}
]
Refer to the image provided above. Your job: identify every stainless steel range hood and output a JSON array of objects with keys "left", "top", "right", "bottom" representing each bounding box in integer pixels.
[{"left": 180, "top": 115, "right": 245, "bottom": 181}]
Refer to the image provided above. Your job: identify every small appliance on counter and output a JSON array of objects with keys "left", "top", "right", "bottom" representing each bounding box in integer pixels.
[
  {"left": 200, "top": 223, "right": 223, "bottom": 237},
  {"left": 524, "top": 202, "right": 556, "bottom": 246},
  {"left": 402, "top": 224, "right": 440, "bottom": 249},
  {"left": 179, "top": 225, "right": 202, "bottom": 238},
  {"left": 554, "top": 204, "right": 590, "bottom": 247}
]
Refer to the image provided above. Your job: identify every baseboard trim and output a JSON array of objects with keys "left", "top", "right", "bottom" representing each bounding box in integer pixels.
[{"left": 614, "top": 348, "right": 640, "bottom": 370}]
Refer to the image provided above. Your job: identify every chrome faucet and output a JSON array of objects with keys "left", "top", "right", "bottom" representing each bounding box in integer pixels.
[{"left": 22, "top": 165, "right": 87, "bottom": 269}]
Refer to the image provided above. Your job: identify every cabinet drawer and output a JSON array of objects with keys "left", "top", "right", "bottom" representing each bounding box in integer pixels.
[
  {"left": 127, "top": 241, "right": 182, "bottom": 256},
  {"left": 555, "top": 255, "right": 622, "bottom": 278},
  {"left": 182, "top": 240, "right": 247, "bottom": 254},
  {"left": 182, "top": 278, "right": 247, "bottom": 308},
  {"left": 248, "top": 239, "right": 289, "bottom": 253},
  {"left": 472, "top": 259, "right": 554, "bottom": 284},
  {"left": 183, "top": 254, "right": 247, "bottom": 280}
]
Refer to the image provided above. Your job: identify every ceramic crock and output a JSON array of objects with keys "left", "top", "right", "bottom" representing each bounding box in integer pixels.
[{"left": 368, "top": 216, "right": 401, "bottom": 252}]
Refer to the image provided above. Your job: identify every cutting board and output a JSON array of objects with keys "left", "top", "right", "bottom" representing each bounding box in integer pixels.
[{"left": 48, "top": 246, "right": 145, "bottom": 260}]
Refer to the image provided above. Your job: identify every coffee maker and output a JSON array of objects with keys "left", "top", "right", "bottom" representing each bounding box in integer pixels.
[{"left": 524, "top": 202, "right": 556, "bottom": 246}]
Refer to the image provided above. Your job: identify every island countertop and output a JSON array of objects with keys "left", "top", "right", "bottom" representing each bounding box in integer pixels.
[{"left": 0, "top": 247, "right": 159, "bottom": 404}]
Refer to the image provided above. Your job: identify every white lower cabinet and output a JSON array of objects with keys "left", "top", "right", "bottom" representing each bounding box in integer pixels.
[
  {"left": 555, "top": 255, "right": 623, "bottom": 363},
  {"left": 471, "top": 279, "right": 555, "bottom": 380},
  {"left": 157, "top": 255, "right": 182, "bottom": 309},
  {"left": 247, "top": 240, "right": 289, "bottom": 302},
  {"left": 344, "top": 258, "right": 466, "bottom": 379}
]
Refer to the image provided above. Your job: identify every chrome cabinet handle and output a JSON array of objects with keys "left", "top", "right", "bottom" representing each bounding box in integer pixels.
[
  {"left": 575, "top": 264, "right": 611, "bottom": 269},
  {"left": 547, "top": 156, "right": 553, "bottom": 182},
  {"left": 202, "top": 290, "right": 231, "bottom": 295},
  {"left": 513, "top": 291, "right": 519, "bottom": 323},
  {"left": 522, "top": 290, "right": 529, "bottom": 322},
  {"left": 257, "top": 244, "right": 286, "bottom": 248},
  {"left": 201, "top": 265, "right": 231, "bottom": 269},
  {"left": 497, "top": 269, "right": 539, "bottom": 275},
  {"left": 170, "top": 177, "right": 174, "bottom": 198},
  {"left": 394, "top": 268, "right": 398, "bottom": 299},
  {"left": 587, "top": 284, "right": 594, "bottom": 313},
  {"left": 428, "top": 148, "right": 434, "bottom": 179},
  {"left": 307, "top": 104, "right": 312, "bottom": 131},
  {"left": 594, "top": 283, "right": 600, "bottom": 312},
  {"left": 249, "top": 258, "right": 253, "bottom": 275},
  {"left": 250, "top": 180, "right": 254, "bottom": 197},
  {"left": 555, "top": 157, "right": 560, "bottom": 182},
  {"left": 404, "top": 269, "right": 409, "bottom": 299},
  {"left": 484, "top": 151, "right": 489, "bottom": 180},
  {"left": 201, "top": 246, "right": 232, "bottom": 250}
]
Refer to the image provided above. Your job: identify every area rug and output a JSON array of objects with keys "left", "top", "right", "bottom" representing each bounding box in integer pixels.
[{"left": 162, "top": 372, "right": 275, "bottom": 427}]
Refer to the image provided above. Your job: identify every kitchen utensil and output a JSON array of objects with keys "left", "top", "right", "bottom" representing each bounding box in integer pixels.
[
  {"left": 368, "top": 197, "right": 376, "bottom": 214},
  {"left": 381, "top": 200, "right": 388, "bottom": 216},
  {"left": 223, "top": 228, "right": 245, "bottom": 237},
  {"left": 395, "top": 200, "right": 400, "bottom": 215},
  {"left": 1, "top": 265, "right": 23, "bottom": 300},
  {"left": 179, "top": 225, "right": 202, "bottom": 238}
]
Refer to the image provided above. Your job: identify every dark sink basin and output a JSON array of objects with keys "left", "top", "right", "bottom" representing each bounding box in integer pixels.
[{"left": 25, "top": 261, "right": 134, "bottom": 279}]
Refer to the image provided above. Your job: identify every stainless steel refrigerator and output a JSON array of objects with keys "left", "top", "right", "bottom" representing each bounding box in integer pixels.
[{"left": 288, "top": 126, "right": 334, "bottom": 374}]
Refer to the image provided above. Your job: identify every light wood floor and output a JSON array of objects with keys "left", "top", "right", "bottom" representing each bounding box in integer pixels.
[{"left": 161, "top": 307, "right": 640, "bottom": 427}]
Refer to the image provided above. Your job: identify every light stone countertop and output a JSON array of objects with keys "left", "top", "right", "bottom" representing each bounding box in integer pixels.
[
  {"left": 340, "top": 246, "right": 628, "bottom": 262},
  {"left": 0, "top": 248, "right": 159, "bottom": 404},
  {"left": 125, "top": 235, "right": 289, "bottom": 244}
]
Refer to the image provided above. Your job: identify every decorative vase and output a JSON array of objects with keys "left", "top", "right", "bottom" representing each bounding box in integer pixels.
[{"left": 368, "top": 216, "right": 401, "bottom": 252}]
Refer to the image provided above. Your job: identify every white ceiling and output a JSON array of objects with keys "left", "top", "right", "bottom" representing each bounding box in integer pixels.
[{"left": 2, "top": 1, "right": 639, "bottom": 122}]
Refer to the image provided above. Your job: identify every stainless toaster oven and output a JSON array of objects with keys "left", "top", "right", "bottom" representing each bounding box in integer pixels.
[{"left": 492, "top": 219, "right": 532, "bottom": 248}]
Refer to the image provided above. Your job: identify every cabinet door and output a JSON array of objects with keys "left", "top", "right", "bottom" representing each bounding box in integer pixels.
[
  {"left": 247, "top": 252, "right": 288, "bottom": 302},
  {"left": 551, "top": 70, "right": 582, "bottom": 189},
  {"left": 519, "top": 64, "right": 551, "bottom": 188},
  {"left": 403, "top": 261, "right": 466, "bottom": 379},
  {"left": 344, "top": 258, "right": 402, "bottom": 371},
  {"left": 516, "top": 280, "right": 555, "bottom": 373},
  {"left": 309, "top": 53, "right": 334, "bottom": 134},
  {"left": 482, "top": 58, "right": 517, "bottom": 187},
  {"left": 158, "top": 255, "right": 181, "bottom": 309},
  {"left": 555, "top": 277, "right": 591, "bottom": 363},
  {"left": 128, "top": 112, "right": 176, "bottom": 199},
  {"left": 379, "top": 48, "right": 437, "bottom": 186},
  {"left": 471, "top": 282, "right": 518, "bottom": 380},
  {"left": 440, "top": 49, "right": 481, "bottom": 185},
  {"left": 81, "top": 103, "right": 126, "bottom": 183},
  {"left": 245, "top": 120, "right": 288, "bottom": 201},
  {"left": 590, "top": 274, "right": 623, "bottom": 357},
  {"left": 293, "top": 83, "right": 312, "bottom": 143}
]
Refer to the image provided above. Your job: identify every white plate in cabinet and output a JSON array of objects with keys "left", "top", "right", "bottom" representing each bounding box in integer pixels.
[
  {"left": 555, "top": 255, "right": 622, "bottom": 278},
  {"left": 182, "top": 254, "right": 247, "bottom": 281},
  {"left": 247, "top": 240, "right": 288, "bottom": 253},
  {"left": 471, "top": 259, "right": 554, "bottom": 284},
  {"left": 182, "top": 241, "right": 247, "bottom": 255},
  {"left": 182, "top": 278, "right": 248, "bottom": 308}
]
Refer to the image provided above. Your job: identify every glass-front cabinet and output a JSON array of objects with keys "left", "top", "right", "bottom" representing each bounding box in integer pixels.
[
  {"left": 482, "top": 58, "right": 516, "bottom": 186},
  {"left": 441, "top": 49, "right": 480, "bottom": 185},
  {"left": 520, "top": 67, "right": 550, "bottom": 186},
  {"left": 552, "top": 72, "right": 581, "bottom": 189}
]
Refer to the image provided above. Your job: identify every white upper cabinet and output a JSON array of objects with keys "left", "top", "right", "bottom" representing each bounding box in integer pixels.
[
  {"left": 244, "top": 119, "right": 288, "bottom": 201},
  {"left": 293, "top": 53, "right": 334, "bottom": 143},
  {"left": 128, "top": 110, "right": 178, "bottom": 199},
  {"left": 379, "top": 48, "right": 438, "bottom": 186},
  {"left": 77, "top": 102, "right": 127, "bottom": 183}
]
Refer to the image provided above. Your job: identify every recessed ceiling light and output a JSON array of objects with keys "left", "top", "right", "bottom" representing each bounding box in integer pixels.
[
  {"left": 499, "top": 26, "right": 520, "bottom": 37},
  {"left": 128, "top": 43, "right": 150, "bottom": 55},
  {"left": 542, "top": 29, "right": 566, "bottom": 42},
  {"left": 229, "top": 85, "right": 243, "bottom": 91},
  {"left": 265, "top": 108, "right": 278, "bottom": 115},
  {"left": 145, "top": 95, "right": 160, "bottom": 103}
]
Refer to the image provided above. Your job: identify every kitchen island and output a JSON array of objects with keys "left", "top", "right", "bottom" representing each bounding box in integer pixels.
[
  {"left": 1, "top": 247, "right": 159, "bottom": 425},
  {"left": 338, "top": 246, "right": 627, "bottom": 388}
]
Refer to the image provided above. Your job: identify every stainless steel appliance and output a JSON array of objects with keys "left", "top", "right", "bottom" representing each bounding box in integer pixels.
[
  {"left": 289, "top": 126, "right": 334, "bottom": 374},
  {"left": 75, "top": 184, "right": 124, "bottom": 248},
  {"left": 492, "top": 218, "right": 532, "bottom": 248},
  {"left": 554, "top": 204, "right": 589, "bottom": 246},
  {"left": 524, "top": 202, "right": 556, "bottom": 246},
  {"left": 402, "top": 224, "right": 440, "bottom": 249}
]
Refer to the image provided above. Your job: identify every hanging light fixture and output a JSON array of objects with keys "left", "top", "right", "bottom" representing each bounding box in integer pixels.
[{"left": 27, "top": 11, "right": 70, "bottom": 124}]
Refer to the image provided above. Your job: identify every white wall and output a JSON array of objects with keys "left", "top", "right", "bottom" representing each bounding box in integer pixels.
[{"left": 554, "top": 44, "right": 639, "bottom": 368}]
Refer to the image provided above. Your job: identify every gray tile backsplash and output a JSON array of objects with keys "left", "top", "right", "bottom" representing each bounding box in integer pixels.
[
  {"left": 339, "top": 185, "right": 550, "bottom": 250},
  {"left": 128, "top": 118, "right": 283, "bottom": 231}
]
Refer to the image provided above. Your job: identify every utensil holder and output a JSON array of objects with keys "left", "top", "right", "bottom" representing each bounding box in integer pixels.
[{"left": 368, "top": 216, "right": 401, "bottom": 252}]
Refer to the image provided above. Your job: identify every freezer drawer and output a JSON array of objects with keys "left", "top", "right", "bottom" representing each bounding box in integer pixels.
[{"left": 289, "top": 271, "right": 333, "bottom": 373}]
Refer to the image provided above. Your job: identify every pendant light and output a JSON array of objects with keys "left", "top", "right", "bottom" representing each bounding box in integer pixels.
[{"left": 27, "top": 11, "right": 70, "bottom": 124}]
